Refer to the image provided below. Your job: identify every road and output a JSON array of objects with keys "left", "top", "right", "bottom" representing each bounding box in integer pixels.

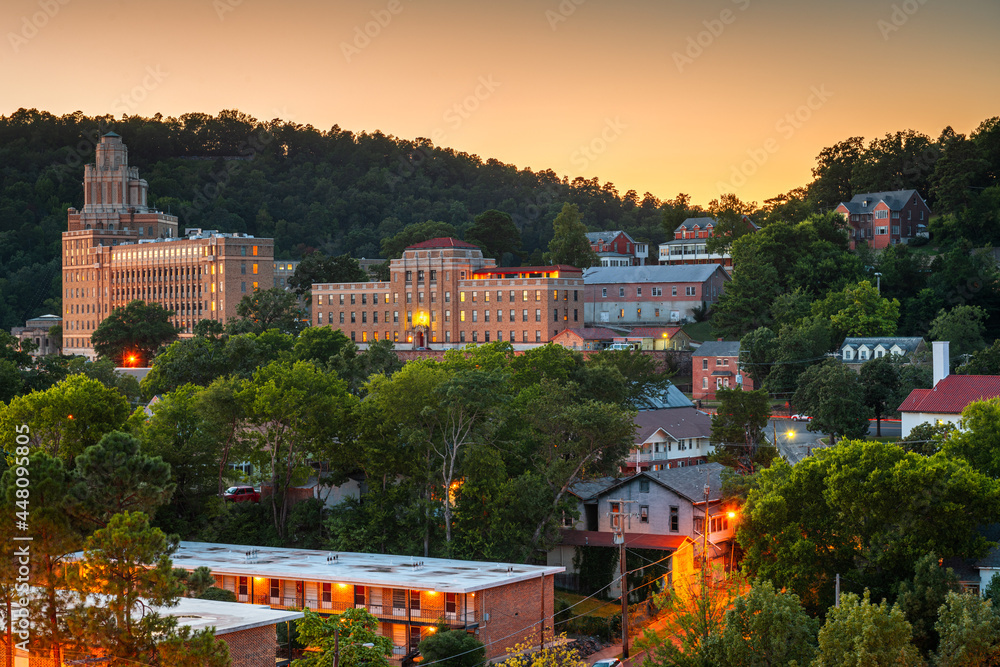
[{"left": 768, "top": 416, "right": 902, "bottom": 464}]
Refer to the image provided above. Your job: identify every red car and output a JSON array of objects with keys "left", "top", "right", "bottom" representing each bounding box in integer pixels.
[{"left": 224, "top": 486, "right": 260, "bottom": 503}]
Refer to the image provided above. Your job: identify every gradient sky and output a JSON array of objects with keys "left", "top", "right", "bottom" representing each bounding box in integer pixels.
[{"left": 3, "top": 0, "right": 998, "bottom": 206}]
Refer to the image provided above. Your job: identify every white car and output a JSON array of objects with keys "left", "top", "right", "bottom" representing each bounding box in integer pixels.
[
  {"left": 791, "top": 414, "right": 812, "bottom": 422},
  {"left": 593, "top": 660, "right": 621, "bottom": 667}
]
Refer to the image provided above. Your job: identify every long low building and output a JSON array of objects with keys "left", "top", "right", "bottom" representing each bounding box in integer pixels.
[{"left": 170, "top": 542, "right": 564, "bottom": 662}]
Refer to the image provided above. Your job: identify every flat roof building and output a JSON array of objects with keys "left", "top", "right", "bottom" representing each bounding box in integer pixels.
[
  {"left": 171, "top": 542, "right": 564, "bottom": 662},
  {"left": 62, "top": 134, "right": 275, "bottom": 360},
  {"left": 312, "top": 239, "right": 585, "bottom": 349}
]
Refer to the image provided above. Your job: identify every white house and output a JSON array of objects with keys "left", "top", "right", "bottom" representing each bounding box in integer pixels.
[
  {"left": 840, "top": 336, "right": 926, "bottom": 365},
  {"left": 626, "top": 407, "right": 714, "bottom": 473},
  {"left": 898, "top": 341, "right": 1000, "bottom": 437}
]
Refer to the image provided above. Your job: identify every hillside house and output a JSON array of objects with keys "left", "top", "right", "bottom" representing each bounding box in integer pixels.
[
  {"left": 835, "top": 190, "right": 931, "bottom": 250},
  {"left": 692, "top": 340, "right": 753, "bottom": 400},
  {"left": 586, "top": 230, "right": 648, "bottom": 266},
  {"left": 658, "top": 216, "right": 758, "bottom": 269}
]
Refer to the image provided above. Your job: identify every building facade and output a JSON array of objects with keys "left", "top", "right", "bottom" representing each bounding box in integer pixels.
[
  {"left": 169, "top": 542, "right": 561, "bottom": 662},
  {"left": 586, "top": 230, "right": 648, "bottom": 266},
  {"left": 312, "top": 239, "right": 584, "bottom": 348},
  {"left": 658, "top": 216, "right": 758, "bottom": 268},
  {"left": 62, "top": 133, "right": 274, "bottom": 359},
  {"left": 582, "top": 265, "right": 729, "bottom": 328},
  {"left": 626, "top": 407, "right": 714, "bottom": 472},
  {"left": 835, "top": 190, "right": 931, "bottom": 250},
  {"left": 11, "top": 314, "right": 62, "bottom": 357},
  {"left": 692, "top": 340, "right": 753, "bottom": 400}
]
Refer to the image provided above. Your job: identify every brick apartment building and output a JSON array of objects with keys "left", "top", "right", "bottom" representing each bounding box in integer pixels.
[
  {"left": 692, "top": 340, "right": 753, "bottom": 400},
  {"left": 582, "top": 265, "right": 729, "bottom": 327},
  {"left": 312, "top": 238, "right": 585, "bottom": 348},
  {"left": 62, "top": 132, "right": 274, "bottom": 358},
  {"left": 658, "top": 216, "right": 758, "bottom": 269},
  {"left": 170, "top": 542, "right": 563, "bottom": 662},
  {"left": 834, "top": 189, "right": 931, "bottom": 250}
]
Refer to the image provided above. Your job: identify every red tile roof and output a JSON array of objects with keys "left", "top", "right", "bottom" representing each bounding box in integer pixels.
[
  {"left": 405, "top": 237, "right": 479, "bottom": 250},
  {"left": 558, "top": 529, "right": 691, "bottom": 551},
  {"left": 898, "top": 375, "right": 1000, "bottom": 414}
]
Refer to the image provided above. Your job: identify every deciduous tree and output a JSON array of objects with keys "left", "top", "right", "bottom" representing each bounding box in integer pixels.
[
  {"left": 546, "top": 203, "right": 598, "bottom": 268},
  {"left": 92, "top": 300, "right": 181, "bottom": 367},
  {"left": 934, "top": 591, "right": 1000, "bottom": 667},
  {"left": 230, "top": 287, "right": 307, "bottom": 335},
  {"left": 710, "top": 388, "right": 774, "bottom": 473},
  {"left": 813, "top": 591, "right": 923, "bottom": 667},
  {"left": 860, "top": 354, "right": 903, "bottom": 437},
  {"left": 464, "top": 209, "right": 522, "bottom": 261},
  {"left": 292, "top": 608, "right": 393, "bottom": 667},
  {"left": 792, "top": 360, "right": 870, "bottom": 443}
]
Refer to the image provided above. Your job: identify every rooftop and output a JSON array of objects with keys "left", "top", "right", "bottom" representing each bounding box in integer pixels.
[
  {"left": 692, "top": 340, "right": 741, "bottom": 358},
  {"left": 582, "top": 264, "right": 727, "bottom": 285},
  {"left": 161, "top": 598, "right": 303, "bottom": 636},
  {"left": 633, "top": 407, "right": 712, "bottom": 444},
  {"left": 557, "top": 327, "right": 618, "bottom": 340},
  {"left": 898, "top": 374, "right": 1000, "bottom": 414},
  {"left": 405, "top": 237, "right": 480, "bottom": 250},
  {"left": 600, "top": 462, "right": 727, "bottom": 503},
  {"left": 558, "top": 530, "right": 692, "bottom": 551},
  {"left": 838, "top": 190, "right": 926, "bottom": 214},
  {"left": 170, "top": 542, "right": 564, "bottom": 593}
]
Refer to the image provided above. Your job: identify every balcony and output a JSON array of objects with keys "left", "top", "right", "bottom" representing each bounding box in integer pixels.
[{"left": 236, "top": 595, "right": 477, "bottom": 627}]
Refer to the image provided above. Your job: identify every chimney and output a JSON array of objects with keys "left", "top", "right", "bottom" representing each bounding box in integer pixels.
[{"left": 933, "top": 341, "right": 950, "bottom": 388}]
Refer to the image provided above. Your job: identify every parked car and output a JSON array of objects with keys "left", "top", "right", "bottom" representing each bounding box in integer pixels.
[
  {"left": 593, "top": 660, "right": 621, "bottom": 667},
  {"left": 223, "top": 485, "right": 260, "bottom": 503},
  {"left": 791, "top": 414, "right": 812, "bottom": 422}
]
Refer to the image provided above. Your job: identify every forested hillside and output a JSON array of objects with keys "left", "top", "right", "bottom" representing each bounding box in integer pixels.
[{"left": 1, "top": 108, "right": 998, "bottom": 332}]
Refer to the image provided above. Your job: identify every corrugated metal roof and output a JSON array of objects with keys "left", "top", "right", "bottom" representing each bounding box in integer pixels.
[{"left": 583, "top": 265, "right": 727, "bottom": 285}]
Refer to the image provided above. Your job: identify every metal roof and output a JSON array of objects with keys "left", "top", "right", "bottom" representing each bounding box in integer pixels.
[{"left": 583, "top": 265, "right": 727, "bottom": 285}]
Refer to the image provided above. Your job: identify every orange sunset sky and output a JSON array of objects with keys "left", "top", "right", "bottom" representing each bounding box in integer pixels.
[{"left": 2, "top": 0, "right": 998, "bottom": 206}]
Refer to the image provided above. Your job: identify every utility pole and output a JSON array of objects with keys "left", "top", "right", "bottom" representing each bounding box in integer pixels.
[{"left": 608, "top": 498, "right": 639, "bottom": 659}]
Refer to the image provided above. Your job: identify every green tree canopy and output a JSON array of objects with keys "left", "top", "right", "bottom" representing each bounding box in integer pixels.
[
  {"left": 894, "top": 553, "right": 959, "bottom": 656},
  {"left": 792, "top": 359, "right": 871, "bottom": 443},
  {"left": 230, "top": 287, "right": 307, "bottom": 335},
  {"left": 465, "top": 209, "right": 522, "bottom": 261},
  {"left": 813, "top": 591, "right": 923, "bottom": 667},
  {"left": 292, "top": 608, "right": 393, "bottom": 667},
  {"left": 287, "top": 252, "right": 368, "bottom": 300},
  {"left": 710, "top": 387, "right": 774, "bottom": 473},
  {"left": 812, "top": 280, "right": 901, "bottom": 341},
  {"left": 929, "top": 305, "right": 988, "bottom": 364},
  {"left": 860, "top": 354, "right": 903, "bottom": 437},
  {"left": 934, "top": 591, "right": 1000, "bottom": 667},
  {"left": 418, "top": 627, "right": 486, "bottom": 667},
  {"left": 381, "top": 221, "right": 459, "bottom": 259},
  {"left": 92, "top": 300, "right": 182, "bottom": 367},
  {"left": 546, "top": 203, "right": 598, "bottom": 268}
]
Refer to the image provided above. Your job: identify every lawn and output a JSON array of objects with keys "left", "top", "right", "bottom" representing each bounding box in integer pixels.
[{"left": 682, "top": 320, "right": 715, "bottom": 343}]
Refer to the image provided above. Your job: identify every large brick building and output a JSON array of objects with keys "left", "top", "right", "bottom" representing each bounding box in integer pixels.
[
  {"left": 658, "top": 216, "right": 758, "bottom": 269},
  {"left": 170, "top": 542, "right": 562, "bottom": 662},
  {"left": 835, "top": 189, "right": 931, "bottom": 250},
  {"left": 62, "top": 133, "right": 274, "bottom": 358},
  {"left": 312, "top": 238, "right": 584, "bottom": 348},
  {"left": 582, "top": 265, "right": 729, "bottom": 327}
]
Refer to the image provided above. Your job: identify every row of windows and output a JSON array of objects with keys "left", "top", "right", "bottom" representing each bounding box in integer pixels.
[
  {"left": 701, "top": 358, "right": 732, "bottom": 369},
  {"left": 461, "top": 289, "right": 576, "bottom": 303},
  {"left": 600, "top": 286, "right": 696, "bottom": 298},
  {"left": 318, "top": 292, "right": 449, "bottom": 307},
  {"left": 340, "top": 330, "right": 550, "bottom": 344},
  {"left": 318, "top": 309, "right": 581, "bottom": 325}
]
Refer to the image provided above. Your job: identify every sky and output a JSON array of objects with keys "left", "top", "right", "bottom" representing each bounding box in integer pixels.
[{"left": 2, "top": 0, "right": 999, "bottom": 206}]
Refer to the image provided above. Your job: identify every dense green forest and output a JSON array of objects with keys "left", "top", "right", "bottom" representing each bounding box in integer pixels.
[{"left": 1, "top": 108, "right": 999, "bottom": 333}]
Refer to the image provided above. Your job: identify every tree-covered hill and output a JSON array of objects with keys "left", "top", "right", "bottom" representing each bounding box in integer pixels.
[{"left": 0, "top": 108, "right": 673, "bottom": 329}]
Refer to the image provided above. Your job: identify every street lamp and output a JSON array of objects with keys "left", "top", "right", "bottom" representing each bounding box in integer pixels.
[{"left": 874, "top": 272, "right": 882, "bottom": 293}]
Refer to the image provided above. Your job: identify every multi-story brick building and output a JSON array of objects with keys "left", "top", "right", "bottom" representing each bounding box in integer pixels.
[
  {"left": 585, "top": 230, "right": 649, "bottom": 266},
  {"left": 582, "top": 265, "right": 729, "bottom": 328},
  {"left": 169, "top": 542, "right": 562, "bottom": 662},
  {"left": 311, "top": 238, "right": 584, "bottom": 348},
  {"left": 657, "top": 216, "right": 758, "bottom": 269},
  {"left": 835, "top": 189, "right": 931, "bottom": 250},
  {"left": 692, "top": 340, "right": 753, "bottom": 400},
  {"left": 273, "top": 260, "right": 299, "bottom": 289},
  {"left": 61, "top": 133, "right": 274, "bottom": 359}
]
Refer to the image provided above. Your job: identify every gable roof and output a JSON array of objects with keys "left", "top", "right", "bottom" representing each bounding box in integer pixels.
[
  {"left": 599, "top": 462, "right": 726, "bottom": 503},
  {"left": 633, "top": 408, "right": 711, "bottom": 444},
  {"left": 585, "top": 230, "right": 635, "bottom": 245},
  {"left": 583, "top": 265, "right": 728, "bottom": 285},
  {"left": 898, "top": 374, "right": 1000, "bottom": 414},
  {"left": 841, "top": 337, "right": 924, "bottom": 354},
  {"left": 837, "top": 190, "right": 926, "bottom": 214},
  {"left": 636, "top": 384, "right": 694, "bottom": 410},
  {"left": 692, "top": 340, "right": 741, "bottom": 358},
  {"left": 673, "top": 216, "right": 759, "bottom": 233},
  {"left": 405, "top": 237, "right": 480, "bottom": 250},
  {"left": 568, "top": 477, "right": 621, "bottom": 501}
]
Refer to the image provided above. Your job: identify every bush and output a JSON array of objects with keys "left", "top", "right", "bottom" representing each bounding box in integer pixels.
[
  {"left": 418, "top": 627, "right": 485, "bottom": 667},
  {"left": 198, "top": 587, "right": 238, "bottom": 602}
]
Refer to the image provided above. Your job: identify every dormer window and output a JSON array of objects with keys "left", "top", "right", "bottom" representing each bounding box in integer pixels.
[{"left": 844, "top": 348, "right": 853, "bottom": 360}]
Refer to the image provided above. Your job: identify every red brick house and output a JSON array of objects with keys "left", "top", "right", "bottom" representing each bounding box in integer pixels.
[
  {"left": 582, "top": 265, "right": 730, "bottom": 327},
  {"left": 585, "top": 230, "right": 649, "bottom": 266},
  {"left": 692, "top": 340, "right": 753, "bottom": 400},
  {"left": 835, "top": 190, "right": 931, "bottom": 250}
]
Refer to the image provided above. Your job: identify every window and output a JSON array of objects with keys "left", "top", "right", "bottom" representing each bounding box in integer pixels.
[
  {"left": 252, "top": 246, "right": 258, "bottom": 256},
  {"left": 460, "top": 331, "right": 466, "bottom": 342},
  {"left": 639, "top": 478, "right": 650, "bottom": 493},
  {"left": 702, "top": 377, "right": 708, "bottom": 389},
  {"left": 602, "top": 287, "right": 607, "bottom": 298},
  {"left": 685, "top": 286, "right": 696, "bottom": 296},
  {"left": 694, "top": 516, "right": 704, "bottom": 534},
  {"left": 637, "top": 287, "right": 642, "bottom": 297},
  {"left": 652, "top": 287, "right": 662, "bottom": 297},
  {"left": 410, "top": 591, "right": 421, "bottom": 611},
  {"left": 876, "top": 226, "right": 888, "bottom": 235},
  {"left": 573, "top": 309, "right": 578, "bottom": 321},
  {"left": 460, "top": 311, "right": 466, "bottom": 322},
  {"left": 535, "top": 309, "right": 541, "bottom": 322},
  {"left": 445, "top": 310, "right": 451, "bottom": 322},
  {"left": 430, "top": 270, "right": 437, "bottom": 281},
  {"left": 535, "top": 330, "right": 541, "bottom": 342},
  {"left": 610, "top": 502, "right": 621, "bottom": 530},
  {"left": 484, "top": 331, "right": 490, "bottom": 342},
  {"left": 351, "top": 312, "right": 356, "bottom": 323},
  {"left": 702, "top": 359, "right": 708, "bottom": 370},
  {"left": 710, "top": 516, "right": 729, "bottom": 532},
  {"left": 252, "top": 263, "right": 258, "bottom": 274},
  {"left": 322, "top": 583, "right": 332, "bottom": 603},
  {"left": 407, "top": 293, "right": 412, "bottom": 304},
  {"left": 238, "top": 577, "right": 248, "bottom": 596},
  {"left": 405, "top": 270, "right": 412, "bottom": 283},
  {"left": 472, "top": 310, "right": 478, "bottom": 322},
  {"left": 671, "top": 286, "right": 677, "bottom": 296},
  {"left": 472, "top": 291, "right": 478, "bottom": 302},
  {"left": 241, "top": 281, "right": 246, "bottom": 292},
  {"left": 553, "top": 309, "right": 558, "bottom": 322},
  {"left": 669, "top": 506, "right": 679, "bottom": 532},
  {"left": 497, "top": 310, "right": 503, "bottom": 322},
  {"left": 354, "top": 585, "right": 366, "bottom": 606},
  {"left": 640, "top": 505, "right": 649, "bottom": 523},
  {"left": 472, "top": 331, "right": 478, "bottom": 342},
  {"left": 340, "top": 312, "right": 345, "bottom": 324},
  {"left": 362, "top": 312, "right": 367, "bottom": 323},
  {"left": 340, "top": 294, "right": 345, "bottom": 305},
  {"left": 485, "top": 310, "right": 490, "bottom": 322},
  {"left": 393, "top": 311, "right": 399, "bottom": 323},
  {"left": 241, "top": 262, "right": 246, "bottom": 274},
  {"left": 875, "top": 209, "right": 888, "bottom": 219},
  {"left": 445, "top": 593, "right": 457, "bottom": 614},
  {"left": 351, "top": 294, "right": 356, "bottom": 305},
  {"left": 270, "top": 579, "right": 280, "bottom": 600},
  {"left": 619, "top": 287, "right": 625, "bottom": 297},
  {"left": 417, "top": 270, "right": 424, "bottom": 282},
  {"left": 574, "top": 290, "right": 578, "bottom": 301}
]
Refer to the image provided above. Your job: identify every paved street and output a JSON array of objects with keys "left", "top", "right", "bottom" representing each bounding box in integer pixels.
[{"left": 768, "top": 416, "right": 903, "bottom": 464}]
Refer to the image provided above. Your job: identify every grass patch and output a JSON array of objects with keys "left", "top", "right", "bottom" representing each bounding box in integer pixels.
[
  {"left": 555, "top": 591, "right": 619, "bottom": 618},
  {"left": 683, "top": 320, "right": 715, "bottom": 343}
]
